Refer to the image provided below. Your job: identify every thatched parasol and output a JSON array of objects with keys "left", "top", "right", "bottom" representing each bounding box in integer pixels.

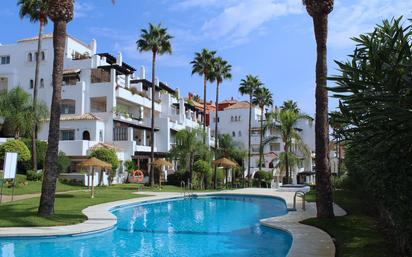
[
  {"left": 150, "top": 159, "right": 173, "bottom": 187},
  {"left": 151, "top": 159, "right": 173, "bottom": 168},
  {"left": 77, "top": 157, "right": 111, "bottom": 198},
  {"left": 212, "top": 158, "right": 238, "bottom": 189},
  {"left": 212, "top": 157, "right": 238, "bottom": 168}
]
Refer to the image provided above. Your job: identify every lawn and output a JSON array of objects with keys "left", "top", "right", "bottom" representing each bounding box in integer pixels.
[
  {"left": 302, "top": 190, "right": 393, "bottom": 257},
  {"left": 0, "top": 186, "right": 151, "bottom": 227},
  {"left": 1, "top": 175, "right": 85, "bottom": 195}
]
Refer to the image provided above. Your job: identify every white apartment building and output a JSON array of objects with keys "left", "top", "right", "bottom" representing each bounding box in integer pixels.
[
  {"left": 210, "top": 101, "right": 315, "bottom": 184},
  {"left": 0, "top": 34, "right": 213, "bottom": 183}
]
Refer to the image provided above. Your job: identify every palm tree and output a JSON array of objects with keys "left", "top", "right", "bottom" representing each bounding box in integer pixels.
[
  {"left": 303, "top": 0, "right": 335, "bottom": 218},
  {"left": 209, "top": 57, "right": 232, "bottom": 189},
  {"left": 272, "top": 108, "right": 312, "bottom": 183},
  {"left": 252, "top": 87, "right": 273, "bottom": 170},
  {"left": 0, "top": 87, "right": 48, "bottom": 139},
  {"left": 137, "top": 23, "right": 172, "bottom": 187},
  {"left": 239, "top": 75, "right": 263, "bottom": 185},
  {"left": 18, "top": 0, "right": 48, "bottom": 171},
  {"left": 281, "top": 100, "right": 300, "bottom": 113},
  {"left": 191, "top": 49, "right": 216, "bottom": 143},
  {"left": 38, "top": 0, "right": 74, "bottom": 217}
]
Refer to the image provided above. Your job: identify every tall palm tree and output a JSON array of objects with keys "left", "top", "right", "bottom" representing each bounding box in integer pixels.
[
  {"left": 252, "top": 87, "right": 273, "bottom": 170},
  {"left": 272, "top": 108, "right": 312, "bottom": 183},
  {"left": 239, "top": 75, "right": 262, "bottom": 185},
  {"left": 191, "top": 49, "right": 216, "bottom": 143},
  {"left": 303, "top": 0, "right": 335, "bottom": 218},
  {"left": 137, "top": 23, "right": 172, "bottom": 187},
  {"left": 209, "top": 57, "right": 232, "bottom": 189},
  {"left": 281, "top": 100, "right": 300, "bottom": 114},
  {"left": 38, "top": 0, "right": 73, "bottom": 217},
  {"left": 18, "top": 0, "right": 48, "bottom": 171}
]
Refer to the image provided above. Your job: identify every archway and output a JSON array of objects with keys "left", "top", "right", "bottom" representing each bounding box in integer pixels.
[{"left": 82, "top": 130, "right": 91, "bottom": 141}]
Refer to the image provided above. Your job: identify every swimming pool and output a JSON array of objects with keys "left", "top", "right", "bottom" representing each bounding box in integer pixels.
[{"left": 0, "top": 194, "right": 292, "bottom": 257}]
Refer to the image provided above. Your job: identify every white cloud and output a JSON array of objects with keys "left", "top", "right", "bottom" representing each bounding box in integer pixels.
[
  {"left": 329, "top": 0, "right": 412, "bottom": 48},
  {"left": 200, "top": 0, "right": 304, "bottom": 45},
  {"left": 74, "top": 1, "right": 95, "bottom": 18}
]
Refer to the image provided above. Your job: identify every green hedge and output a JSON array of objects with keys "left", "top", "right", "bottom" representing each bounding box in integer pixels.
[{"left": 0, "top": 139, "right": 31, "bottom": 163}]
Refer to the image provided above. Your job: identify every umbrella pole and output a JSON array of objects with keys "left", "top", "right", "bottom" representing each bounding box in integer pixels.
[{"left": 91, "top": 167, "right": 95, "bottom": 199}]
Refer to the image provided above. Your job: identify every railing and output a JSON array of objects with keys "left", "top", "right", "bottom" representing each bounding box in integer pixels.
[
  {"left": 293, "top": 191, "right": 306, "bottom": 211},
  {"left": 181, "top": 181, "right": 194, "bottom": 198}
]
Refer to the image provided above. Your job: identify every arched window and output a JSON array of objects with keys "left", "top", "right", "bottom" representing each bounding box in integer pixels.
[
  {"left": 41, "top": 51, "right": 45, "bottom": 60},
  {"left": 28, "top": 53, "right": 32, "bottom": 62},
  {"left": 82, "top": 130, "right": 91, "bottom": 141},
  {"left": 232, "top": 131, "right": 236, "bottom": 137},
  {"left": 231, "top": 116, "right": 234, "bottom": 122},
  {"left": 61, "top": 99, "right": 76, "bottom": 114},
  {"left": 40, "top": 78, "right": 44, "bottom": 88},
  {"left": 30, "top": 79, "right": 33, "bottom": 89},
  {"left": 234, "top": 116, "right": 238, "bottom": 121},
  {"left": 238, "top": 131, "right": 242, "bottom": 137}
]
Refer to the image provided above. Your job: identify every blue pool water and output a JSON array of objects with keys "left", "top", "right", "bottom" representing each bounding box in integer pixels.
[{"left": 0, "top": 195, "right": 292, "bottom": 257}]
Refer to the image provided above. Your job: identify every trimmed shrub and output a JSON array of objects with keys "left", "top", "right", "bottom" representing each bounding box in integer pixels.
[
  {"left": 26, "top": 170, "right": 43, "bottom": 181},
  {"left": 57, "top": 152, "right": 71, "bottom": 174},
  {"left": 89, "top": 148, "right": 119, "bottom": 171},
  {"left": 0, "top": 139, "right": 31, "bottom": 162}
]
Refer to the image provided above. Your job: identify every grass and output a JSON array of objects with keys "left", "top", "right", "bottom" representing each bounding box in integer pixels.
[
  {"left": 0, "top": 186, "right": 150, "bottom": 227},
  {"left": 1, "top": 174, "right": 85, "bottom": 195},
  {"left": 0, "top": 183, "right": 227, "bottom": 227},
  {"left": 302, "top": 189, "right": 393, "bottom": 257}
]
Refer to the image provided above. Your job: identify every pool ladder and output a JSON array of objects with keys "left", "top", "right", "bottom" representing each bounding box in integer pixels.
[
  {"left": 291, "top": 191, "right": 306, "bottom": 211},
  {"left": 181, "top": 181, "right": 194, "bottom": 198}
]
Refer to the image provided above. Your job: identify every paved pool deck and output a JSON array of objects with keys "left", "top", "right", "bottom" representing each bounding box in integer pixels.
[{"left": 0, "top": 188, "right": 346, "bottom": 257}]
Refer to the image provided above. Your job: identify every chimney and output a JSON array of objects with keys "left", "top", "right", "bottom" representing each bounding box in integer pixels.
[
  {"left": 117, "top": 52, "right": 123, "bottom": 66},
  {"left": 140, "top": 66, "right": 146, "bottom": 79},
  {"left": 90, "top": 39, "right": 97, "bottom": 55}
]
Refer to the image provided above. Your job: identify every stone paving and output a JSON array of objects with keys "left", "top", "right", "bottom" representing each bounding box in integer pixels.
[{"left": 0, "top": 188, "right": 346, "bottom": 257}]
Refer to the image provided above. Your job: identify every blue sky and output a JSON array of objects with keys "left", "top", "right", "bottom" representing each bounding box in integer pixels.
[{"left": 1, "top": 0, "right": 411, "bottom": 115}]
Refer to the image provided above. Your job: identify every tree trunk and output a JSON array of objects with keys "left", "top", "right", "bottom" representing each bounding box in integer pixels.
[
  {"left": 259, "top": 107, "right": 264, "bottom": 170},
  {"left": 213, "top": 81, "right": 220, "bottom": 189},
  {"left": 284, "top": 144, "right": 289, "bottom": 183},
  {"left": 203, "top": 74, "right": 207, "bottom": 144},
  {"left": 91, "top": 169, "right": 95, "bottom": 198},
  {"left": 247, "top": 95, "right": 252, "bottom": 186},
  {"left": 313, "top": 14, "right": 334, "bottom": 218},
  {"left": 31, "top": 19, "right": 44, "bottom": 172},
  {"left": 38, "top": 20, "right": 67, "bottom": 216},
  {"left": 150, "top": 51, "right": 157, "bottom": 187}
]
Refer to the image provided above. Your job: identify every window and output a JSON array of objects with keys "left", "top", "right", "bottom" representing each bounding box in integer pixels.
[
  {"left": 270, "top": 143, "right": 281, "bottom": 151},
  {"left": 238, "top": 116, "right": 241, "bottom": 121},
  {"left": 63, "top": 74, "right": 80, "bottom": 86},
  {"left": 35, "top": 52, "right": 39, "bottom": 61},
  {"left": 40, "top": 78, "right": 44, "bottom": 88},
  {"left": 28, "top": 53, "right": 33, "bottom": 62},
  {"left": 60, "top": 130, "right": 75, "bottom": 141},
  {"left": 90, "top": 97, "right": 107, "bottom": 112},
  {"left": 0, "top": 56, "right": 10, "bottom": 65},
  {"left": 238, "top": 131, "right": 242, "bottom": 137},
  {"left": 232, "top": 131, "right": 236, "bottom": 137},
  {"left": 231, "top": 116, "right": 234, "bottom": 122},
  {"left": 91, "top": 68, "right": 111, "bottom": 83},
  {"left": 235, "top": 116, "right": 238, "bottom": 122},
  {"left": 99, "top": 130, "right": 103, "bottom": 141},
  {"left": 61, "top": 99, "right": 76, "bottom": 114},
  {"left": 41, "top": 51, "right": 45, "bottom": 60},
  {"left": 30, "top": 79, "right": 34, "bottom": 89},
  {"left": 113, "top": 127, "right": 128, "bottom": 141}
]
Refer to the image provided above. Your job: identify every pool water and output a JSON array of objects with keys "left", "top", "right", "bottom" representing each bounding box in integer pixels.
[{"left": 0, "top": 195, "right": 292, "bottom": 257}]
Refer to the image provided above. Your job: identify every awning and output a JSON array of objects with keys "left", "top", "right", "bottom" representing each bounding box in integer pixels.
[{"left": 113, "top": 118, "right": 159, "bottom": 131}]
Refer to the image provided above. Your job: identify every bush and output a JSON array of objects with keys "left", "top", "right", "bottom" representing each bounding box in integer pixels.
[
  {"left": 26, "top": 170, "right": 43, "bottom": 181},
  {"left": 89, "top": 148, "right": 119, "bottom": 171},
  {"left": 166, "top": 170, "right": 189, "bottom": 186},
  {"left": 0, "top": 139, "right": 31, "bottom": 162},
  {"left": 22, "top": 139, "right": 48, "bottom": 170},
  {"left": 57, "top": 152, "right": 71, "bottom": 174}
]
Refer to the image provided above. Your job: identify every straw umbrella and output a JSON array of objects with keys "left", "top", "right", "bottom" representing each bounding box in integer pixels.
[
  {"left": 212, "top": 158, "right": 238, "bottom": 189},
  {"left": 151, "top": 159, "right": 173, "bottom": 188},
  {"left": 77, "top": 157, "right": 111, "bottom": 198}
]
